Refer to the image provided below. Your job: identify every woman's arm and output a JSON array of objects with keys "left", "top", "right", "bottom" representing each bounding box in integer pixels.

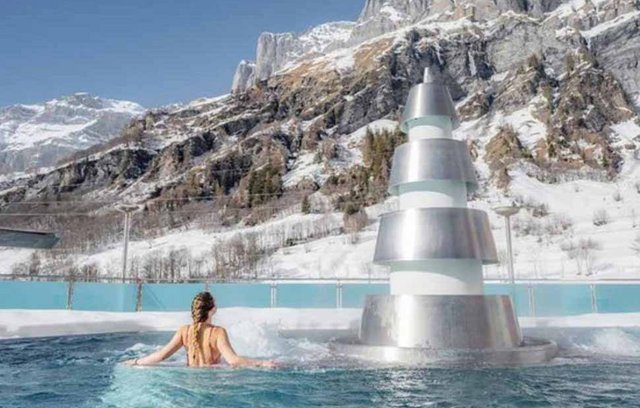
[
  {"left": 123, "top": 328, "right": 184, "bottom": 366},
  {"left": 216, "top": 327, "right": 276, "bottom": 368}
]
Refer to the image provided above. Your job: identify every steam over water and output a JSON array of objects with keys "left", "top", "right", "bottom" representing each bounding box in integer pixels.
[{"left": 3, "top": 323, "right": 640, "bottom": 407}]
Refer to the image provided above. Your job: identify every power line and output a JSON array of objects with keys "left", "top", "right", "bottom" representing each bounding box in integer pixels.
[
  {"left": 0, "top": 198, "right": 391, "bottom": 217},
  {"left": 0, "top": 190, "right": 323, "bottom": 206}
]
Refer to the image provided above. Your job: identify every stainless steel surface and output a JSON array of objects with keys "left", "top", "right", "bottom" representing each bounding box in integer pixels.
[
  {"left": 423, "top": 66, "right": 437, "bottom": 84},
  {"left": 401, "top": 82, "right": 459, "bottom": 132},
  {"left": 331, "top": 336, "right": 558, "bottom": 367},
  {"left": 360, "top": 295, "right": 522, "bottom": 349},
  {"left": 388, "top": 139, "right": 478, "bottom": 195},
  {"left": 373, "top": 208, "right": 499, "bottom": 265},
  {"left": 504, "top": 215, "right": 517, "bottom": 311},
  {"left": 0, "top": 228, "right": 59, "bottom": 249}
]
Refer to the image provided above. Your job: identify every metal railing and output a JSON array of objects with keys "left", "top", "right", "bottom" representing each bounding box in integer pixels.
[{"left": 1, "top": 274, "right": 640, "bottom": 315}]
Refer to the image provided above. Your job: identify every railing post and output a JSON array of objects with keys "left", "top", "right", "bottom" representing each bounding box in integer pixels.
[
  {"left": 66, "top": 277, "right": 75, "bottom": 310},
  {"left": 270, "top": 282, "right": 277, "bottom": 308},
  {"left": 336, "top": 281, "right": 343, "bottom": 309},
  {"left": 136, "top": 279, "right": 143, "bottom": 312},
  {"left": 527, "top": 283, "right": 536, "bottom": 318},
  {"left": 590, "top": 284, "right": 598, "bottom": 314}
]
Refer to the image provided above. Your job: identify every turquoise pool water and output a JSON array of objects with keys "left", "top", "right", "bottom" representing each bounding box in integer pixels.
[{"left": 2, "top": 327, "right": 640, "bottom": 407}]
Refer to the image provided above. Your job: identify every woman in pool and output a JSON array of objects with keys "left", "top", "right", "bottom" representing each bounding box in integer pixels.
[{"left": 123, "top": 291, "right": 276, "bottom": 368}]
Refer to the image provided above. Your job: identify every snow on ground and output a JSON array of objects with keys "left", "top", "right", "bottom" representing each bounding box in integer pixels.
[
  {"left": 3, "top": 309, "right": 640, "bottom": 340},
  {"left": 0, "top": 309, "right": 361, "bottom": 339},
  {"left": 67, "top": 212, "right": 344, "bottom": 274},
  {"left": 282, "top": 152, "right": 326, "bottom": 188},
  {"left": 611, "top": 119, "right": 640, "bottom": 147},
  {"left": 270, "top": 225, "right": 382, "bottom": 279},
  {"left": 2, "top": 153, "right": 640, "bottom": 280},
  {"left": 477, "top": 162, "right": 640, "bottom": 279}
]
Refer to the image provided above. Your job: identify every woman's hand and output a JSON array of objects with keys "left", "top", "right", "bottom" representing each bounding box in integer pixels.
[
  {"left": 257, "top": 360, "right": 278, "bottom": 368},
  {"left": 121, "top": 329, "right": 184, "bottom": 367}
]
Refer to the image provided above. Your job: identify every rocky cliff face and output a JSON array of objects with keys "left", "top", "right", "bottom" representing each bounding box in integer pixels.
[
  {"left": 358, "top": 0, "right": 429, "bottom": 21},
  {"left": 230, "top": 0, "right": 578, "bottom": 93},
  {"left": 231, "top": 22, "right": 355, "bottom": 93},
  {"left": 0, "top": 93, "right": 144, "bottom": 174},
  {"left": 1, "top": 0, "right": 640, "bottom": 247}
]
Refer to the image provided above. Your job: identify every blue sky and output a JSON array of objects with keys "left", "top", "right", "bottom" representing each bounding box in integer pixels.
[{"left": 0, "top": 0, "right": 363, "bottom": 107}]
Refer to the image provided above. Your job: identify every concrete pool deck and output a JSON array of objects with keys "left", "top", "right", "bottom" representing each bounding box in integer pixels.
[{"left": 2, "top": 309, "right": 640, "bottom": 339}]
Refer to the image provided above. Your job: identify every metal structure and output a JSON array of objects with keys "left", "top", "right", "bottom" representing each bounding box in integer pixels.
[
  {"left": 333, "top": 67, "right": 557, "bottom": 366},
  {"left": 0, "top": 228, "right": 59, "bottom": 249},
  {"left": 494, "top": 205, "right": 522, "bottom": 313},
  {"left": 494, "top": 206, "right": 521, "bottom": 285},
  {"left": 116, "top": 204, "right": 143, "bottom": 283}
]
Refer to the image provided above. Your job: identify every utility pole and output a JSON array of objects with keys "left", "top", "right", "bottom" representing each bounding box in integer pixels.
[
  {"left": 493, "top": 205, "right": 521, "bottom": 312},
  {"left": 117, "top": 204, "right": 143, "bottom": 283}
]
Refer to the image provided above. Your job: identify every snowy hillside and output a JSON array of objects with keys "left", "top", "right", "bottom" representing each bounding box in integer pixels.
[
  {"left": 1, "top": 0, "right": 640, "bottom": 282},
  {"left": 0, "top": 93, "right": 145, "bottom": 174}
]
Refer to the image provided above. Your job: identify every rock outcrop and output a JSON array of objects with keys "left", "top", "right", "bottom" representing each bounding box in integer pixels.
[
  {"left": 233, "top": 21, "right": 355, "bottom": 93},
  {"left": 231, "top": 60, "right": 256, "bottom": 94}
]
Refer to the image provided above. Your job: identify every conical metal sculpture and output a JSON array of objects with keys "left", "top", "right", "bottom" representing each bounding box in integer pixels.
[{"left": 334, "top": 68, "right": 557, "bottom": 366}]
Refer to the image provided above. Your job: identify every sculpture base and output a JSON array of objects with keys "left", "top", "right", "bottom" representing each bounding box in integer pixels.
[
  {"left": 334, "top": 294, "right": 558, "bottom": 367},
  {"left": 360, "top": 295, "right": 523, "bottom": 349},
  {"left": 331, "top": 336, "right": 558, "bottom": 367}
]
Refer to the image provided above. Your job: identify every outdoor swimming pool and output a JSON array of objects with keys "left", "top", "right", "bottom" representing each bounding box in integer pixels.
[{"left": 3, "top": 327, "right": 640, "bottom": 407}]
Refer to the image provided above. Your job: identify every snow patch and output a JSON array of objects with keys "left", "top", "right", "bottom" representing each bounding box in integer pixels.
[
  {"left": 282, "top": 153, "right": 326, "bottom": 188},
  {"left": 581, "top": 10, "right": 640, "bottom": 39}
]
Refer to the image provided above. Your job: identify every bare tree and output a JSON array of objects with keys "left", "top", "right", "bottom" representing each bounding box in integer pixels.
[
  {"left": 592, "top": 209, "right": 610, "bottom": 226},
  {"left": 631, "top": 234, "right": 640, "bottom": 259},
  {"left": 561, "top": 238, "right": 602, "bottom": 276},
  {"left": 343, "top": 209, "right": 368, "bottom": 244}
]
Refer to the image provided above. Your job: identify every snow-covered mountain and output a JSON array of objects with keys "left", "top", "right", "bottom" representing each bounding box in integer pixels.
[
  {"left": 0, "top": 93, "right": 145, "bottom": 174},
  {"left": 2, "top": 0, "right": 640, "bottom": 281}
]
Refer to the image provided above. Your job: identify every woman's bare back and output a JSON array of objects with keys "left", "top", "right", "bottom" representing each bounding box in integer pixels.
[{"left": 179, "top": 324, "right": 222, "bottom": 366}]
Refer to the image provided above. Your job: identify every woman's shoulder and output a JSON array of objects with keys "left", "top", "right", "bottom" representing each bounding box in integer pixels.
[{"left": 209, "top": 325, "right": 228, "bottom": 339}]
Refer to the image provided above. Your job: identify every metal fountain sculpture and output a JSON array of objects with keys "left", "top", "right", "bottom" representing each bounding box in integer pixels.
[{"left": 335, "top": 68, "right": 557, "bottom": 366}]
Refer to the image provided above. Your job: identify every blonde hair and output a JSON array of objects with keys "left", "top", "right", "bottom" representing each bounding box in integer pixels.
[{"left": 189, "top": 291, "right": 215, "bottom": 366}]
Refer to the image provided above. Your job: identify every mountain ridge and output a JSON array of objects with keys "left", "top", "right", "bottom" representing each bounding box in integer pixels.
[{"left": 0, "top": 93, "right": 145, "bottom": 174}]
